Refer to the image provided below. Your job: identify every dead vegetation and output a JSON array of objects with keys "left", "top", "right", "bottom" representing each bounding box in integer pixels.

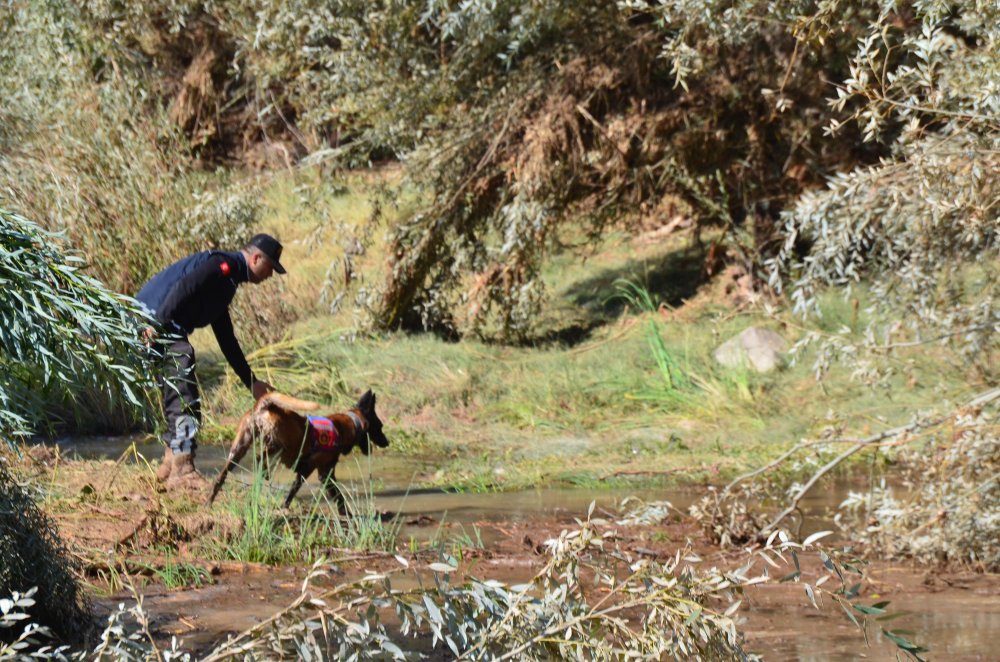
[{"left": 370, "top": 3, "right": 875, "bottom": 338}]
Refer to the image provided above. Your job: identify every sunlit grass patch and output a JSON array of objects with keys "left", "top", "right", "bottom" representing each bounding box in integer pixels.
[
  {"left": 204, "top": 448, "right": 400, "bottom": 565},
  {"left": 186, "top": 169, "right": 981, "bottom": 495},
  {"left": 146, "top": 549, "right": 212, "bottom": 589}
]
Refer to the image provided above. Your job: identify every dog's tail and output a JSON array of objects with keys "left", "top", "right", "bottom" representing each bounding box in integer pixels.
[{"left": 258, "top": 392, "right": 321, "bottom": 412}]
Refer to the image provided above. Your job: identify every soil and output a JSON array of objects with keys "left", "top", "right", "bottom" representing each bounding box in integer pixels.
[{"left": 22, "top": 455, "right": 1000, "bottom": 660}]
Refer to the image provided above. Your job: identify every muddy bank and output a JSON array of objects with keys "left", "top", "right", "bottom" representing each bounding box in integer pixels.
[
  {"left": 99, "top": 512, "right": 1000, "bottom": 661},
  {"left": 20, "top": 452, "right": 999, "bottom": 660}
]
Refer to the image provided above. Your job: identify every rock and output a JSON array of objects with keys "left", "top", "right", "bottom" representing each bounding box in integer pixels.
[{"left": 713, "top": 326, "right": 788, "bottom": 373}]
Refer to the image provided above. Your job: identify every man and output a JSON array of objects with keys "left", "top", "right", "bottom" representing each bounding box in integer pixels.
[{"left": 136, "top": 234, "right": 285, "bottom": 490}]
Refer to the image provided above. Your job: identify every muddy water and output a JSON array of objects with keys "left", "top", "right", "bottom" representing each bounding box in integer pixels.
[
  {"left": 743, "top": 575, "right": 1000, "bottom": 661},
  {"left": 121, "top": 554, "right": 1000, "bottom": 661},
  {"left": 53, "top": 436, "right": 1000, "bottom": 659}
]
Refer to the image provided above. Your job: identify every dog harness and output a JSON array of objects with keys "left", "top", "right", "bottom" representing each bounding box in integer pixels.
[
  {"left": 306, "top": 415, "right": 339, "bottom": 451},
  {"left": 347, "top": 410, "right": 367, "bottom": 445}
]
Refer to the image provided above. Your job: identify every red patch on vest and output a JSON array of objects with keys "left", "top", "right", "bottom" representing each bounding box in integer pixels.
[
  {"left": 219, "top": 260, "right": 231, "bottom": 276},
  {"left": 307, "top": 416, "right": 338, "bottom": 451}
]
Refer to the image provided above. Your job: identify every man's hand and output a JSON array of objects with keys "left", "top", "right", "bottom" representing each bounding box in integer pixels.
[
  {"left": 252, "top": 380, "right": 275, "bottom": 400},
  {"left": 142, "top": 326, "right": 156, "bottom": 347}
]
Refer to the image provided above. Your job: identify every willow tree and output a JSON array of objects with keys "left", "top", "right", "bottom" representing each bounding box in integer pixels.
[
  {"left": 769, "top": 0, "right": 1000, "bottom": 372},
  {"left": 64, "top": 0, "right": 879, "bottom": 338},
  {"left": 761, "top": 0, "right": 1000, "bottom": 569},
  {"left": 314, "top": 0, "right": 876, "bottom": 337},
  {"left": 0, "top": 209, "right": 154, "bottom": 438},
  {"left": 1, "top": 207, "right": 154, "bottom": 641}
]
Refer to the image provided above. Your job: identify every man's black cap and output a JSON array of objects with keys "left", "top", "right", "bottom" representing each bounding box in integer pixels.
[{"left": 248, "top": 233, "right": 286, "bottom": 274}]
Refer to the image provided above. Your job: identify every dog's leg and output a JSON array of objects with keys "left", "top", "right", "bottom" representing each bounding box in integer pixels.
[
  {"left": 283, "top": 459, "right": 314, "bottom": 508},
  {"left": 207, "top": 420, "right": 254, "bottom": 506},
  {"left": 319, "top": 464, "right": 347, "bottom": 516},
  {"left": 283, "top": 474, "right": 305, "bottom": 509}
]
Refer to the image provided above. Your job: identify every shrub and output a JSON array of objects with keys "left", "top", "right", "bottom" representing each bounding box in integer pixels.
[{"left": 0, "top": 460, "right": 89, "bottom": 644}]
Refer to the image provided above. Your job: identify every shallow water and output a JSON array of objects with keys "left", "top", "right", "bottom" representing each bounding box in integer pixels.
[
  {"left": 50, "top": 435, "right": 1000, "bottom": 659},
  {"left": 129, "top": 548, "right": 1000, "bottom": 661},
  {"left": 744, "top": 578, "right": 1000, "bottom": 661}
]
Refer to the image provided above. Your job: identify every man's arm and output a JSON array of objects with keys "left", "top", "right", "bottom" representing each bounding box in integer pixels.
[{"left": 211, "top": 312, "right": 255, "bottom": 391}]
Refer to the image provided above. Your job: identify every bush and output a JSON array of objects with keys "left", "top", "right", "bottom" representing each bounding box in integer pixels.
[
  {"left": 0, "top": 3, "right": 263, "bottom": 296},
  {"left": 0, "top": 460, "right": 89, "bottom": 644},
  {"left": 0, "top": 208, "right": 153, "bottom": 437}
]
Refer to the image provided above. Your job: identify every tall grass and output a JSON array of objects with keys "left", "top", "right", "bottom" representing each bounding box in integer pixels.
[
  {"left": 615, "top": 279, "right": 764, "bottom": 420},
  {"left": 0, "top": 8, "right": 260, "bottom": 290},
  {"left": 615, "top": 280, "right": 692, "bottom": 394},
  {"left": 206, "top": 439, "right": 399, "bottom": 564}
]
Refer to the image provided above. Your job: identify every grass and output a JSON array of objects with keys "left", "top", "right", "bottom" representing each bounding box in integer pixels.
[
  {"left": 204, "top": 440, "right": 400, "bottom": 564},
  {"left": 429, "top": 522, "right": 487, "bottom": 566},
  {"left": 149, "top": 550, "right": 212, "bottom": 589},
  {"left": 171, "top": 167, "right": 985, "bottom": 494}
]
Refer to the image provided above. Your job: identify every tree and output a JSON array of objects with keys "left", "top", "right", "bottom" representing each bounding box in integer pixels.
[
  {"left": 59, "top": 0, "right": 880, "bottom": 338},
  {"left": 0, "top": 208, "right": 154, "bottom": 438},
  {"left": 761, "top": 0, "right": 999, "bottom": 568},
  {"left": 0, "top": 206, "right": 156, "bottom": 642},
  {"left": 769, "top": 0, "right": 1000, "bottom": 373}
]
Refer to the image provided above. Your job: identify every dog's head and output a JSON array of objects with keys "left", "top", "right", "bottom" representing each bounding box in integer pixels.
[{"left": 356, "top": 389, "right": 389, "bottom": 454}]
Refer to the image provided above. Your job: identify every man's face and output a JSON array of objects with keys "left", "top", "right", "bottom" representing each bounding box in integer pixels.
[{"left": 247, "top": 249, "right": 275, "bottom": 284}]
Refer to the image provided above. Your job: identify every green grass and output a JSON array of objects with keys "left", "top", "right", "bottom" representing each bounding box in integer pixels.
[
  {"left": 149, "top": 550, "right": 212, "bottom": 589},
  {"left": 183, "top": 167, "right": 985, "bottom": 494},
  {"left": 204, "top": 440, "right": 399, "bottom": 564}
]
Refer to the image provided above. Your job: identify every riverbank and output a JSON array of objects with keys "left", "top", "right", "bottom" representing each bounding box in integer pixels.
[{"left": 22, "top": 452, "right": 995, "bottom": 661}]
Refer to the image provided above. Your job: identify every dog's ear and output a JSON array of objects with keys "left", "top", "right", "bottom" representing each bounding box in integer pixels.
[{"left": 358, "top": 389, "right": 375, "bottom": 410}]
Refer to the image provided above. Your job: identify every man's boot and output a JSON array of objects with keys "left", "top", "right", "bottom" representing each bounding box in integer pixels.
[
  {"left": 165, "top": 451, "right": 207, "bottom": 492},
  {"left": 155, "top": 446, "right": 173, "bottom": 482}
]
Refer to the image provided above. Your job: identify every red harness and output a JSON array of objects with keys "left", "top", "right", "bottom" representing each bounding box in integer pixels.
[{"left": 307, "top": 415, "right": 339, "bottom": 451}]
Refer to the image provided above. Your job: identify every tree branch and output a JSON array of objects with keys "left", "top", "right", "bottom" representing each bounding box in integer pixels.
[{"left": 761, "top": 387, "right": 1000, "bottom": 533}]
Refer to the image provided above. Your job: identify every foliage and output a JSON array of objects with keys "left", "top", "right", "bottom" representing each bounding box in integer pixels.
[
  {"left": 2, "top": 509, "right": 927, "bottom": 661},
  {"left": 690, "top": 483, "right": 775, "bottom": 549},
  {"left": 0, "top": 207, "right": 156, "bottom": 644},
  {"left": 837, "top": 397, "right": 1000, "bottom": 571},
  {"left": 697, "top": 388, "right": 1000, "bottom": 577},
  {"left": 7, "top": 0, "right": 996, "bottom": 345},
  {"left": 25, "top": 0, "right": 874, "bottom": 338},
  {"left": 768, "top": 0, "right": 1000, "bottom": 377},
  {"left": 0, "top": 462, "right": 90, "bottom": 645},
  {"left": 0, "top": 3, "right": 264, "bottom": 298},
  {"left": 361, "top": 0, "right": 873, "bottom": 337},
  {"left": 759, "top": 0, "right": 999, "bottom": 573},
  {"left": 0, "top": 208, "right": 153, "bottom": 439}
]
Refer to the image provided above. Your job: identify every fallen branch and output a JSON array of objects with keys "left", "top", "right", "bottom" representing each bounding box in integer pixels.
[{"left": 761, "top": 388, "right": 1000, "bottom": 533}]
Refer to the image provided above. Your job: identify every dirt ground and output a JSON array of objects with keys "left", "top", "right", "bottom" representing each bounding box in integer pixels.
[{"left": 21, "top": 453, "right": 1000, "bottom": 661}]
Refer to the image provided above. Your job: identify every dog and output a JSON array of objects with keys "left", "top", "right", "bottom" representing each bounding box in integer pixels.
[{"left": 206, "top": 389, "right": 389, "bottom": 508}]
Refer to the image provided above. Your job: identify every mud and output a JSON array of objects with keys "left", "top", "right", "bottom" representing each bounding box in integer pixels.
[
  {"left": 22, "top": 445, "right": 1000, "bottom": 660},
  {"left": 95, "top": 511, "right": 1000, "bottom": 661}
]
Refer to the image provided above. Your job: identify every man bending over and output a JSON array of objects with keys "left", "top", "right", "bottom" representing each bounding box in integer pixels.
[{"left": 136, "top": 234, "right": 285, "bottom": 490}]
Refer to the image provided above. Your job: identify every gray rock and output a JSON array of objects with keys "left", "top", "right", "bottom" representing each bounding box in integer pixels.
[{"left": 713, "top": 326, "right": 788, "bottom": 373}]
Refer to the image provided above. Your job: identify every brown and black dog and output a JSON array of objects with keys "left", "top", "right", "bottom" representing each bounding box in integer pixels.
[{"left": 206, "top": 389, "right": 389, "bottom": 508}]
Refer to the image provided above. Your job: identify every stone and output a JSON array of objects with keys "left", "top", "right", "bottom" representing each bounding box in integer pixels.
[{"left": 713, "top": 326, "right": 788, "bottom": 373}]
